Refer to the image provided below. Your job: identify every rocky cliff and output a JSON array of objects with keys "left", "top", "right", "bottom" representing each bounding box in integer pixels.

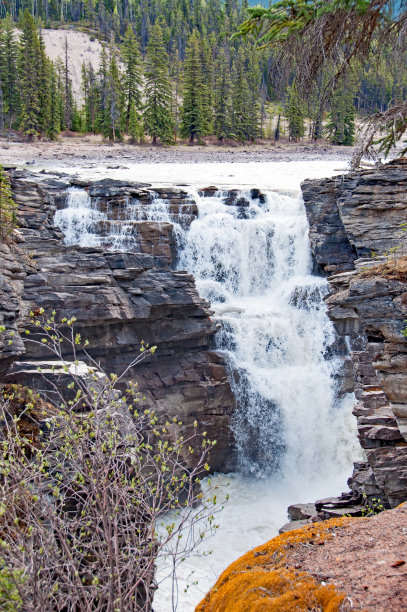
[
  {"left": 301, "top": 158, "right": 407, "bottom": 513},
  {"left": 0, "top": 168, "right": 236, "bottom": 472}
]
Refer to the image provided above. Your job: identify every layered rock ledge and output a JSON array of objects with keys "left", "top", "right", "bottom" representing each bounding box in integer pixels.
[
  {"left": 0, "top": 169, "right": 236, "bottom": 471},
  {"left": 296, "top": 158, "right": 407, "bottom": 521}
]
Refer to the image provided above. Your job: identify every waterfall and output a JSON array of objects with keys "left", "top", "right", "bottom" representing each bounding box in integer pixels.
[
  {"left": 54, "top": 185, "right": 356, "bottom": 480},
  {"left": 177, "top": 190, "right": 354, "bottom": 479},
  {"left": 54, "top": 177, "right": 359, "bottom": 610}
]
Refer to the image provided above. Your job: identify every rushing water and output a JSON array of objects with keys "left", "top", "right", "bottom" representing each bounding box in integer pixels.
[{"left": 52, "top": 161, "right": 360, "bottom": 611}]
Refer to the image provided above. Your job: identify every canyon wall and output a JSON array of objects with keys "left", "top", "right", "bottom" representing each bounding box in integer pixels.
[
  {"left": 0, "top": 169, "right": 236, "bottom": 472},
  {"left": 302, "top": 158, "right": 407, "bottom": 510}
]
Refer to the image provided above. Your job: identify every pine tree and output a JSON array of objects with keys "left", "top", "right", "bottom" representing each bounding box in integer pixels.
[
  {"left": 1, "top": 16, "right": 20, "bottom": 130},
  {"left": 46, "top": 62, "right": 61, "bottom": 140},
  {"left": 81, "top": 61, "right": 98, "bottom": 133},
  {"left": 128, "top": 100, "right": 143, "bottom": 143},
  {"left": 106, "top": 45, "right": 123, "bottom": 141},
  {"left": 95, "top": 43, "right": 110, "bottom": 137},
  {"left": 180, "top": 31, "right": 208, "bottom": 143},
  {"left": 231, "top": 48, "right": 251, "bottom": 141},
  {"left": 327, "top": 90, "right": 355, "bottom": 146},
  {"left": 143, "top": 23, "right": 174, "bottom": 144},
  {"left": 0, "top": 165, "right": 17, "bottom": 240},
  {"left": 38, "top": 34, "right": 52, "bottom": 135},
  {"left": 199, "top": 36, "right": 214, "bottom": 135},
  {"left": 63, "top": 37, "right": 71, "bottom": 129},
  {"left": 246, "top": 50, "right": 260, "bottom": 141},
  {"left": 344, "top": 98, "right": 356, "bottom": 146},
  {"left": 286, "top": 83, "right": 304, "bottom": 141},
  {"left": 18, "top": 10, "right": 42, "bottom": 138},
  {"left": 213, "top": 47, "right": 231, "bottom": 142},
  {"left": 121, "top": 24, "right": 142, "bottom": 131}
]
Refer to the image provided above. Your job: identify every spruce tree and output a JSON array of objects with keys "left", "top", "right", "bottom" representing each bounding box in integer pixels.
[
  {"left": 121, "top": 24, "right": 142, "bottom": 131},
  {"left": 143, "top": 23, "right": 174, "bottom": 144},
  {"left": 106, "top": 45, "right": 123, "bottom": 141},
  {"left": 1, "top": 16, "right": 20, "bottom": 130},
  {"left": 246, "top": 50, "right": 260, "bottom": 141},
  {"left": 128, "top": 100, "right": 143, "bottom": 143},
  {"left": 231, "top": 48, "right": 251, "bottom": 141},
  {"left": 95, "top": 44, "right": 110, "bottom": 137},
  {"left": 286, "top": 83, "right": 304, "bottom": 141},
  {"left": 213, "top": 47, "right": 231, "bottom": 142},
  {"left": 327, "top": 90, "right": 355, "bottom": 146},
  {"left": 18, "top": 10, "right": 42, "bottom": 138},
  {"left": 344, "top": 98, "right": 356, "bottom": 146},
  {"left": 46, "top": 62, "right": 61, "bottom": 140},
  {"left": 81, "top": 61, "right": 98, "bottom": 133},
  {"left": 0, "top": 165, "right": 17, "bottom": 240},
  {"left": 199, "top": 36, "right": 214, "bottom": 135},
  {"left": 180, "top": 31, "right": 207, "bottom": 143}
]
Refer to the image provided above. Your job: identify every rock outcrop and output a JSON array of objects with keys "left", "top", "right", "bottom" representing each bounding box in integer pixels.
[
  {"left": 0, "top": 169, "right": 236, "bottom": 472},
  {"left": 301, "top": 158, "right": 407, "bottom": 514}
]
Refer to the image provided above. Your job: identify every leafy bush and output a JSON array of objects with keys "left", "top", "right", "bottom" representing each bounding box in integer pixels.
[
  {"left": 0, "top": 166, "right": 17, "bottom": 240},
  {"left": 0, "top": 311, "right": 222, "bottom": 610}
]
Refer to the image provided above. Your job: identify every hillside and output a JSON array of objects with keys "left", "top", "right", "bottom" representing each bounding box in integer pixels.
[{"left": 42, "top": 29, "right": 102, "bottom": 101}]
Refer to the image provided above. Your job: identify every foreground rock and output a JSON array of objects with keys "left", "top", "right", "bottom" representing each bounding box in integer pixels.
[
  {"left": 0, "top": 169, "right": 236, "bottom": 471},
  {"left": 197, "top": 504, "right": 407, "bottom": 611}
]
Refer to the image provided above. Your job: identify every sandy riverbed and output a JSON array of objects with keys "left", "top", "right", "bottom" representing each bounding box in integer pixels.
[{"left": 0, "top": 135, "right": 354, "bottom": 169}]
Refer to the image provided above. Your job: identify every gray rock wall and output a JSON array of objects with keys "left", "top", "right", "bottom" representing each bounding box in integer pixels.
[
  {"left": 302, "top": 158, "right": 407, "bottom": 508},
  {"left": 0, "top": 169, "right": 236, "bottom": 472}
]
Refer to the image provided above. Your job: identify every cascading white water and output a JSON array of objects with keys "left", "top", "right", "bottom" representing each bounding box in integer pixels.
[
  {"left": 55, "top": 186, "right": 188, "bottom": 251},
  {"left": 176, "top": 190, "right": 354, "bottom": 481},
  {"left": 53, "top": 168, "right": 360, "bottom": 611}
]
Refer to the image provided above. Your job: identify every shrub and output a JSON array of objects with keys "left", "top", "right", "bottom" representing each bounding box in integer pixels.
[
  {"left": 0, "top": 311, "right": 222, "bottom": 610},
  {"left": 0, "top": 166, "right": 17, "bottom": 240}
]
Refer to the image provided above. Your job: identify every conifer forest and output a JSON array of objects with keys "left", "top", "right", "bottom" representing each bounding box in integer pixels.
[{"left": 0, "top": 0, "right": 406, "bottom": 145}]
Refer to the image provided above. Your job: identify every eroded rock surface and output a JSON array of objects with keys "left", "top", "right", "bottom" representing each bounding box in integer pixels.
[
  {"left": 0, "top": 169, "right": 236, "bottom": 472},
  {"left": 301, "top": 158, "right": 407, "bottom": 513}
]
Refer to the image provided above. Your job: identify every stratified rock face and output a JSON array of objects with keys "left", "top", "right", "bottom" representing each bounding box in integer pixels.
[
  {"left": 302, "top": 159, "right": 407, "bottom": 508},
  {"left": 302, "top": 159, "right": 407, "bottom": 275},
  {"left": 0, "top": 169, "right": 236, "bottom": 472}
]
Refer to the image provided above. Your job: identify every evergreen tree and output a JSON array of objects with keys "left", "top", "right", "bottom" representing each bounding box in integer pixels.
[
  {"left": 128, "top": 100, "right": 143, "bottom": 143},
  {"left": 121, "top": 24, "right": 142, "bottom": 131},
  {"left": 213, "top": 47, "right": 231, "bottom": 142},
  {"left": 38, "top": 34, "right": 52, "bottom": 135},
  {"left": 231, "top": 48, "right": 251, "bottom": 141},
  {"left": 106, "top": 45, "right": 123, "bottom": 140},
  {"left": 344, "top": 97, "right": 356, "bottom": 146},
  {"left": 81, "top": 61, "right": 98, "bottom": 133},
  {"left": 327, "top": 90, "right": 355, "bottom": 146},
  {"left": 95, "top": 44, "right": 110, "bottom": 137},
  {"left": 46, "top": 62, "right": 61, "bottom": 140},
  {"left": 18, "top": 10, "right": 42, "bottom": 138},
  {"left": 0, "top": 165, "right": 17, "bottom": 239},
  {"left": 246, "top": 50, "right": 260, "bottom": 141},
  {"left": 180, "top": 31, "right": 208, "bottom": 143},
  {"left": 199, "top": 36, "right": 214, "bottom": 135},
  {"left": 1, "top": 16, "right": 20, "bottom": 130},
  {"left": 286, "top": 83, "right": 304, "bottom": 141},
  {"left": 143, "top": 23, "right": 174, "bottom": 144}
]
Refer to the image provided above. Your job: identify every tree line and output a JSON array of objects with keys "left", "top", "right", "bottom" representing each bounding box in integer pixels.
[
  {"left": 1, "top": 0, "right": 406, "bottom": 145},
  {"left": 0, "top": 12, "right": 262, "bottom": 143}
]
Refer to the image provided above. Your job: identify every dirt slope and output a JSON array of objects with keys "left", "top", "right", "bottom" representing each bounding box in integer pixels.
[
  {"left": 196, "top": 504, "right": 407, "bottom": 611},
  {"left": 42, "top": 29, "right": 102, "bottom": 101}
]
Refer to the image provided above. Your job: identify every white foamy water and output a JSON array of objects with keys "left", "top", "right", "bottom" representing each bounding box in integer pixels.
[{"left": 52, "top": 160, "right": 360, "bottom": 612}]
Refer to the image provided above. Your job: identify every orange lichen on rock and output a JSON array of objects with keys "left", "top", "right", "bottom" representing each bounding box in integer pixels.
[{"left": 196, "top": 516, "right": 357, "bottom": 612}]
